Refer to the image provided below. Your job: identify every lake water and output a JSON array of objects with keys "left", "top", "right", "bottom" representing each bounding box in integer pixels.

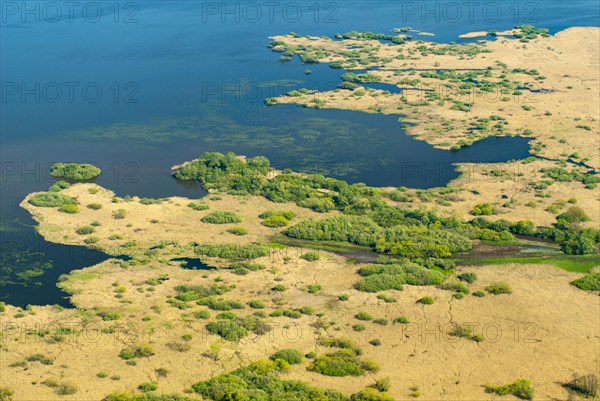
[{"left": 1, "top": 0, "right": 598, "bottom": 306}]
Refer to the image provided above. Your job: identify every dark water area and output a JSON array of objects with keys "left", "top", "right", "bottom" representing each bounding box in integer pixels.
[
  {"left": 1, "top": 1, "right": 598, "bottom": 306},
  {"left": 171, "top": 258, "right": 215, "bottom": 271}
]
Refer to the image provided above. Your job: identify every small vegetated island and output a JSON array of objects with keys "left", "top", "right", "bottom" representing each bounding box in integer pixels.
[{"left": 3, "top": 27, "right": 599, "bottom": 401}]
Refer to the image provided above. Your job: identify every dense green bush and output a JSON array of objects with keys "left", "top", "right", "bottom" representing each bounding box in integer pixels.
[
  {"left": 354, "top": 263, "right": 445, "bottom": 292},
  {"left": 260, "top": 210, "right": 296, "bottom": 220},
  {"left": 103, "top": 394, "right": 198, "bottom": 401},
  {"left": 188, "top": 202, "right": 209, "bottom": 211},
  {"left": 485, "top": 378, "right": 533, "bottom": 400},
  {"left": 457, "top": 272, "right": 477, "bottom": 283},
  {"left": 87, "top": 203, "right": 103, "bottom": 210},
  {"left": 205, "top": 316, "right": 270, "bottom": 341},
  {"left": 270, "top": 349, "right": 303, "bottom": 364},
  {"left": 192, "top": 360, "right": 348, "bottom": 401},
  {"left": 485, "top": 282, "right": 512, "bottom": 294},
  {"left": 118, "top": 344, "right": 154, "bottom": 360},
  {"left": 301, "top": 252, "right": 320, "bottom": 262},
  {"left": 470, "top": 203, "right": 493, "bottom": 216},
  {"left": 59, "top": 204, "right": 80, "bottom": 214},
  {"left": 50, "top": 163, "right": 101, "bottom": 181},
  {"left": 225, "top": 262, "right": 266, "bottom": 275},
  {"left": 201, "top": 211, "right": 242, "bottom": 224},
  {"left": 28, "top": 193, "right": 77, "bottom": 207},
  {"left": 226, "top": 227, "right": 248, "bottom": 236},
  {"left": 308, "top": 349, "right": 378, "bottom": 377},
  {"left": 417, "top": 296, "right": 434, "bottom": 305},
  {"left": 48, "top": 181, "right": 70, "bottom": 192},
  {"left": 113, "top": 209, "right": 127, "bottom": 219},
  {"left": 570, "top": 273, "right": 600, "bottom": 291},
  {"left": 262, "top": 215, "right": 291, "bottom": 227},
  {"left": 355, "top": 312, "right": 373, "bottom": 321},
  {"left": 138, "top": 382, "right": 158, "bottom": 393}
]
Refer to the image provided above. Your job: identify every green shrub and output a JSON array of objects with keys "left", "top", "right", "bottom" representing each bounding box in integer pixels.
[
  {"left": 226, "top": 227, "right": 248, "bottom": 236},
  {"left": 354, "top": 263, "right": 445, "bottom": 293},
  {"left": 192, "top": 360, "right": 347, "bottom": 401},
  {"left": 457, "top": 272, "right": 477, "bottom": 283},
  {"left": 262, "top": 215, "right": 291, "bottom": 227},
  {"left": 272, "top": 284, "right": 286, "bottom": 292},
  {"left": 225, "top": 261, "right": 266, "bottom": 275},
  {"left": 339, "top": 294, "right": 349, "bottom": 301},
  {"left": 308, "top": 349, "right": 378, "bottom": 377},
  {"left": 50, "top": 163, "right": 101, "bottom": 181},
  {"left": 353, "top": 324, "right": 366, "bottom": 332},
  {"left": 485, "top": 282, "right": 512, "bottom": 294},
  {"left": 84, "top": 236, "right": 99, "bottom": 244},
  {"left": 28, "top": 193, "right": 77, "bottom": 207},
  {"left": 473, "top": 290, "right": 486, "bottom": 297},
  {"left": 26, "top": 354, "right": 54, "bottom": 365},
  {"left": 259, "top": 210, "right": 296, "bottom": 220},
  {"left": 87, "top": 203, "right": 103, "bottom": 210},
  {"left": 75, "top": 226, "right": 94, "bottom": 235},
  {"left": 375, "top": 377, "right": 391, "bottom": 392},
  {"left": 393, "top": 316, "right": 409, "bottom": 324},
  {"left": 188, "top": 202, "right": 209, "bottom": 211},
  {"left": 301, "top": 252, "right": 320, "bottom": 262},
  {"left": 485, "top": 378, "right": 533, "bottom": 400},
  {"left": 351, "top": 387, "right": 394, "bottom": 401},
  {"left": 201, "top": 211, "right": 242, "bottom": 224},
  {"left": 0, "top": 302, "right": 5, "bottom": 313},
  {"left": 417, "top": 296, "right": 434, "bottom": 305},
  {"left": 118, "top": 343, "right": 154, "bottom": 360},
  {"left": 571, "top": 273, "right": 600, "bottom": 291},
  {"left": 194, "top": 310, "right": 210, "bottom": 319},
  {"left": 59, "top": 204, "right": 80, "bottom": 214},
  {"left": 113, "top": 209, "right": 127, "bottom": 219},
  {"left": 205, "top": 316, "right": 270, "bottom": 341},
  {"left": 355, "top": 312, "right": 373, "bottom": 321},
  {"left": 56, "top": 382, "right": 78, "bottom": 395},
  {"left": 376, "top": 294, "right": 397, "bottom": 303},
  {"left": 137, "top": 382, "right": 158, "bottom": 393},
  {"left": 449, "top": 324, "right": 483, "bottom": 342},
  {"left": 471, "top": 203, "right": 493, "bottom": 216},
  {"left": 270, "top": 349, "right": 303, "bottom": 364},
  {"left": 373, "top": 319, "right": 388, "bottom": 326},
  {"left": 308, "top": 284, "right": 322, "bottom": 293},
  {"left": 247, "top": 300, "right": 265, "bottom": 309}
]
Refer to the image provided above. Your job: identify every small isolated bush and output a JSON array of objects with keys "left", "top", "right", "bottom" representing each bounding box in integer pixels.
[
  {"left": 301, "top": 252, "right": 320, "bottom": 262},
  {"left": 375, "top": 377, "right": 391, "bottom": 392},
  {"left": 372, "top": 319, "right": 388, "bottom": 326},
  {"left": 353, "top": 324, "right": 366, "bottom": 332},
  {"left": 272, "top": 284, "right": 286, "bottom": 292},
  {"left": 567, "top": 373, "right": 598, "bottom": 397},
  {"left": 262, "top": 215, "right": 290, "bottom": 228},
  {"left": 247, "top": 300, "right": 265, "bottom": 309},
  {"left": 118, "top": 343, "right": 154, "bottom": 360},
  {"left": 59, "top": 204, "right": 79, "bottom": 214},
  {"left": 56, "top": 382, "right": 78, "bottom": 395},
  {"left": 339, "top": 294, "right": 349, "bottom": 301},
  {"left": 393, "top": 316, "right": 409, "bottom": 324},
  {"left": 376, "top": 294, "right": 397, "bottom": 303},
  {"left": 75, "top": 226, "right": 94, "bottom": 235},
  {"left": 369, "top": 339, "right": 382, "bottom": 347},
  {"left": 26, "top": 354, "right": 54, "bottom": 365},
  {"left": 87, "top": 203, "right": 102, "bottom": 210},
  {"left": 201, "top": 211, "right": 242, "bottom": 224},
  {"left": 270, "top": 349, "right": 303, "bottom": 364},
  {"left": 113, "top": 209, "right": 127, "bottom": 219},
  {"left": 449, "top": 324, "right": 483, "bottom": 342},
  {"left": 205, "top": 316, "right": 270, "bottom": 341},
  {"left": 417, "top": 296, "right": 434, "bottom": 305},
  {"left": 485, "top": 282, "right": 513, "bottom": 294},
  {"left": 457, "top": 272, "right": 477, "bottom": 283},
  {"left": 194, "top": 310, "right": 210, "bottom": 319},
  {"left": 308, "top": 284, "right": 322, "bottom": 293},
  {"left": 473, "top": 290, "right": 486, "bottom": 297},
  {"left": 226, "top": 227, "right": 248, "bottom": 236},
  {"left": 355, "top": 312, "right": 373, "bottom": 321},
  {"left": 485, "top": 378, "right": 533, "bottom": 400},
  {"left": 470, "top": 203, "right": 493, "bottom": 216},
  {"left": 259, "top": 210, "right": 296, "bottom": 220},
  {"left": 138, "top": 382, "right": 158, "bottom": 393},
  {"left": 188, "top": 202, "right": 209, "bottom": 211}
]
